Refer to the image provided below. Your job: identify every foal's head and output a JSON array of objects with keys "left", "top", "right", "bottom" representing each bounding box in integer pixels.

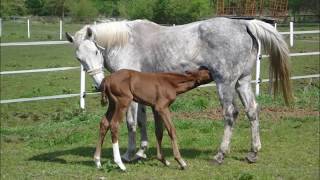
[{"left": 185, "top": 66, "right": 212, "bottom": 86}]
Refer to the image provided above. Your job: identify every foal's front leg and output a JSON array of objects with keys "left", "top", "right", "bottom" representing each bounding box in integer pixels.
[
  {"left": 94, "top": 103, "right": 114, "bottom": 169},
  {"left": 94, "top": 116, "right": 110, "bottom": 169},
  {"left": 111, "top": 103, "right": 129, "bottom": 171}
]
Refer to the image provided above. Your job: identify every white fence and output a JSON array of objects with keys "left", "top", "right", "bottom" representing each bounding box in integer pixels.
[{"left": 1, "top": 26, "right": 319, "bottom": 109}]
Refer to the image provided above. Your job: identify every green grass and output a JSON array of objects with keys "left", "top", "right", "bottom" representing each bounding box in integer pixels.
[
  {"left": 0, "top": 22, "right": 319, "bottom": 179},
  {"left": 1, "top": 96, "right": 319, "bottom": 179}
]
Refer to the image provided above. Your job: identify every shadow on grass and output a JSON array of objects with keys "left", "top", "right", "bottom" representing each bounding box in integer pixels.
[{"left": 28, "top": 146, "right": 214, "bottom": 167}]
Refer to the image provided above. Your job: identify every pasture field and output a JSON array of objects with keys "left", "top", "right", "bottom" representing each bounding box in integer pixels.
[{"left": 0, "top": 22, "right": 319, "bottom": 179}]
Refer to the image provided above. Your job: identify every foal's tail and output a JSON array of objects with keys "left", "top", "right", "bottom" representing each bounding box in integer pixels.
[
  {"left": 247, "top": 20, "right": 293, "bottom": 105},
  {"left": 100, "top": 77, "right": 109, "bottom": 106}
]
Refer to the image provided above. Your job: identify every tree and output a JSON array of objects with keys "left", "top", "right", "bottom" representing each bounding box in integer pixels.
[
  {"left": 1, "top": 0, "right": 27, "bottom": 17},
  {"left": 153, "top": 0, "right": 212, "bottom": 24},
  {"left": 25, "top": 0, "right": 44, "bottom": 15},
  {"left": 118, "top": 0, "right": 156, "bottom": 20},
  {"left": 67, "top": 0, "right": 98, "bottom": 22}
]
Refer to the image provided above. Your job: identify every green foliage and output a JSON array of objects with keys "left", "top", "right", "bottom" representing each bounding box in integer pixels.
[
  {"left": 118, "top": 0, "right": 156, "bottom": 20},
  {"left": 153, "top": 0, "right": 213, "bottom": 24},
  {"left": 289, "top": 0, "right": 320, "bottom": 14},
  {"left": 0, "top": 0, "right": 27, "bottom": 17},
  {"left": 163, "top": 0, "right": 212, "bottom": 24},
  {"left": 68, "top": 0, "right": 98, "bottom": 22}
]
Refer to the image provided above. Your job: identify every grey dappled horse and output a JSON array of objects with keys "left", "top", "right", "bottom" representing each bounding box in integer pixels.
[{"left": 66, "top": 17, "right": 292, "bottom": 169}]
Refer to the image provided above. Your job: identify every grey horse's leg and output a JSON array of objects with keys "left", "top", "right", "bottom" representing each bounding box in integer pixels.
[
  {"left": 121, "top": 102, "right": 138, "bottom": 162},
  {"left": 213, "top": 82, "right": 238, "bottom": 164},
  {"left": 236, "top": 75, "right": 261, "bottom": 163},
  {"left": 135, "top": 104, "right": 148, "bottom": 159},
  {"left": 121, "top": 103, "right": 148, "bottom": 162}
]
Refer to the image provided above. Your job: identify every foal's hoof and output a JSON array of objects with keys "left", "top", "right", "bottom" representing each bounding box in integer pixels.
[
  {"left": 245, "top": 152, "right": 258, "bottom": 163},
  {"left": 117, "top": 163, "right": 127, "bottom": 171},
  {"left": 211, "top": 152, "right": 224, "bottom": 165},
  {"left": 177, "top": 159, "right": 187, "bottom": 170},
  {"left": 94, "top": 158, "right": 102, "bottom": 169},
  {"left": 158, "top": 158, "right": 170, "bottom": 166}
]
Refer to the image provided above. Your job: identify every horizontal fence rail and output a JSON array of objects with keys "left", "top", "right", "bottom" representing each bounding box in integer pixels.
[
  {"left": 0, "top": 66, "right": 79, "bottom": 75},
  {"left": 0, "top": 41, "right": 69, "bottom": 46},
  {"left": 1, "top": 52, "right": 318, "bottom": 75},
  {"left": 1, "top": 74, "right": 319, "bottom": 104},
  {"left": 279, "top": 30, "right": 320, "bottom": 35}
]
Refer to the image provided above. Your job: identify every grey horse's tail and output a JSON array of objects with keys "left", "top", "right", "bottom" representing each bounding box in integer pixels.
[{"left": 247, "top": 20, "right": 293, "bottom": 105}]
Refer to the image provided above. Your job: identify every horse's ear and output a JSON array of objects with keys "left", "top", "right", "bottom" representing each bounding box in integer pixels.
[
  {"left": 65, "top": 32, "right": 74, "bottom": 43},
  {"left": 86, "top": 27, "right": 94, "bottom": 40}
]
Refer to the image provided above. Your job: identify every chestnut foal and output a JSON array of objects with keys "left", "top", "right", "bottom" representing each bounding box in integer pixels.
[{"left": 94, "top": 67, "right": 212, "bottom": 171}]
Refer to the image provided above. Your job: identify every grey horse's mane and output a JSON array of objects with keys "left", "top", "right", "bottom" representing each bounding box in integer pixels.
[{"left": 74, "top": 20, "right": 131, "bottom": 49}]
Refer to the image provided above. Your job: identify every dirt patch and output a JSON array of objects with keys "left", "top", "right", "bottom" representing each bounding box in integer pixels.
[
  {"left": 261, "top": 107, "right": 319, "bottom": 120},
  {"left": 171, "top": 107, "right": 319, "bottom": 121}
]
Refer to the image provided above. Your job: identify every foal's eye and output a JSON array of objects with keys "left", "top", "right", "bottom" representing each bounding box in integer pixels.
[{"left": 95, "top": 51, "right": 98, "bottom": 55}]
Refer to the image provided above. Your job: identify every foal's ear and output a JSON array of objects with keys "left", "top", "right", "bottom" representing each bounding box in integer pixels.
[{"left": 65, "top": 32, "right": 74, "bottom": 43}]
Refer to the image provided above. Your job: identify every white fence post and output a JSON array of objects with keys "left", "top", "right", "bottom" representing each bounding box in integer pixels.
[
  {"left": 80, "top": 65, "right": 86, "bottom": 109},
  {"left": 0, "top": 18, "right": 2, "bottom": 37},
  {"left": 59, "top": 19, "right": 63, "bottom": 40},
  {"left": 290, "top": 21, "right": 294, "bottom": 47},
  {"left": 255, "top": 39, "right": 261, "bottom": 96},
  {"left": 27, "top": 19, "right": 30, "bottom": 39}
]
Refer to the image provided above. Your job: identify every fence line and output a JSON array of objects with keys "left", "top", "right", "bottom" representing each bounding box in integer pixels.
[
  {"left": 279, "top": 30, "right": 320, "bottom": 35},
  {"left": 1, "top": 74, "right": 319, "bottom": 104},
  {"left": 0, "top": 21, "right": 319, "bottom": 48},
  {"left": 0, "top": 41, "right": 69, "bottom": 46},
  {"left": 0, "top": 67, "right": 79, "bottom": 75},
  {"left": 0, "top": 25, "right": 319, "bottom": 108},
  {"left": 0, "top": 52, "right": 318, "bottom": 75}
]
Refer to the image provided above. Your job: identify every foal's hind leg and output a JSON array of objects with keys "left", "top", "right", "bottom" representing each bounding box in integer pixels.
[
  {"left": 236, "top": 75, "right": 261, "bottom": 163},
  {"left": 152, "top": 108, "right": 170, "bottom": 166},
  {"left": 213, "top": 82, "right": 238, "bottom": 165},
  {"left": 156, "top": 106, "right": 187, "bottom": 169}
]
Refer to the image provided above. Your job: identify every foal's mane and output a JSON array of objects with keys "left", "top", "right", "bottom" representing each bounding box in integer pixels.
[{"left": 75, "top": 21, "right": 131, "bottom": 49}]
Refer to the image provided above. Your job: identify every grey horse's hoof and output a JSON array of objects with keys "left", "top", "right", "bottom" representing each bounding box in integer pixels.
[
  {"left": 246, "top": 152, "right": 258, "bottom": 163},
  {"left": 121, "top": 153, "right": 133, "bottom": 163},
  {"left": 211, "top": 152, "right": 224, "bottom": 165}
]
